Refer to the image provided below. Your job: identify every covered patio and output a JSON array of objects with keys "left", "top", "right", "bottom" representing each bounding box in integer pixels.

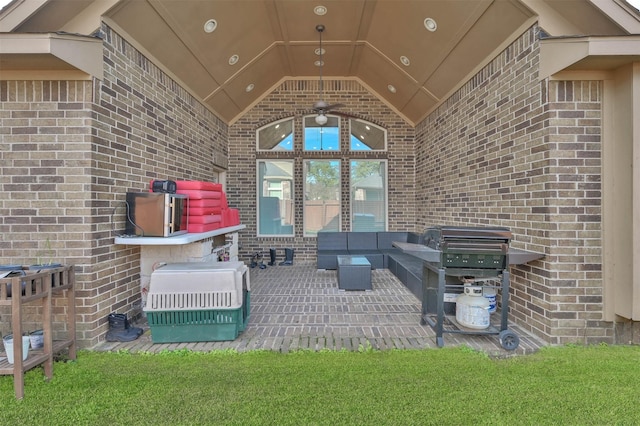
[{"left": 94, "top": 264, "right": 546, "bottom": 357}]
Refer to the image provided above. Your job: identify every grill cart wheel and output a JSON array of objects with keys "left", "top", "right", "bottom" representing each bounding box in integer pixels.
[{"left": 499, "top": 330, "right": 520, "bottom": 351}]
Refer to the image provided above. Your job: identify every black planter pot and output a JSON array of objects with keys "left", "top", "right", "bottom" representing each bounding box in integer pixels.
[
  {"left": 0, "top": 265, "right": 26, "bottom": 297},
  {"left": 28, "top": 263, "right": 63, "bottom": 272}
]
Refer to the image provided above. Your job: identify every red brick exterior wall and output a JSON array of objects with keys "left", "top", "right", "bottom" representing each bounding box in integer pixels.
[
  {"left": 415, "top": 25, "right": 607, "bottom": 344},
  {"left": 0, "top": 26, "right": 228, "bottom": 347},
  {"left": 228, "top": 79, "right": 417, "bottom": 263},
  {"left": 0, "top": 23, "right": 621, "bottom": 346}
]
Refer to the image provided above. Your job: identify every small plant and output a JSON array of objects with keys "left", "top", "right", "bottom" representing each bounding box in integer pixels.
[{"left": 35, "top": 238, "right": 56, "bottom": 266}]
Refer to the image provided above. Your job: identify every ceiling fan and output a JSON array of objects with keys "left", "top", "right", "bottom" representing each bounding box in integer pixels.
[{"left": 312, "top": 24, "right": 344, "bottom": 126}]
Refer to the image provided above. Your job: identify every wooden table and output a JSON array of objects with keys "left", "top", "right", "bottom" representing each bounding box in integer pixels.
[{"left": 0, "top": 265, "right": 76, "bottom": 399}]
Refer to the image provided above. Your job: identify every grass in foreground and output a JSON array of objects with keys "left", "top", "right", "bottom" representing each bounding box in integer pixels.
[{"left": 1, "top": 344, "right": 639, "bottom": 425}]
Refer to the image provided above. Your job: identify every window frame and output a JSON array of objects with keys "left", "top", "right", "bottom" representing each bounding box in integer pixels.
[
  {"left": 303, "top": 114, "right": 341, "bottom": 151},
  {"left": 256, "top": 117, "right": 295, "bottom": 152},
  {"left": 349, "top": 159, "right": 388, "bottom": 232},
  {"left": 303, "top": 159, "right": 342, "bottom": 237},
  {"left": 256, "top": 159, "right": 295, "bottom": 237},
  {"left": 349, "top": 118, "right": 387, "bottom": 151}
]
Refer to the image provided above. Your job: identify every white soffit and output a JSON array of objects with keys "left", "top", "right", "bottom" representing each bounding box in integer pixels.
[
  {"left": 539, "top": 36, "right": 640, "bottom": 79},
  {"left": 0, "top": 0, "right": 48, "bottom": 32},
  {"left": 0, "top": 32, "right": 103, "bottom": 79}
]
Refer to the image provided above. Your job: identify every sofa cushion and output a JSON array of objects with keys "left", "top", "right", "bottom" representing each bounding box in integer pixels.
[
  {"left": 317, "top": 250, "right": 349, "bottom": 270},
  {"left": 407, "top": 232, "right": 424, "bottom": 244},
  {"left": 377, "top": 232, "right": 410, "bottom": 249},
  {"left": 317, "top": 232, "right": 348, "bottom": 251},
  {"left": 347, "top": 232, "right": 377, "bottom": 250}
]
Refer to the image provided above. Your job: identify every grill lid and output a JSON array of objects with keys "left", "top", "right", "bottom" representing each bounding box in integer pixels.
[{"left": 424, "top": 226, "right": 512, "bottom": 250}]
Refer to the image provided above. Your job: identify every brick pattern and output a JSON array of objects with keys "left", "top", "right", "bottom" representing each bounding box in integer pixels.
[
  {"left": 0, "top": 22, "right": 621, "bottom": 346},
  {"left": 0, "top": 80, "right": 94, "bottom": 338},
  {"left": 0, "top": 25, "right": 229, "bottom": 346},
  {"left": 95, "top": 264, "right": 546, "bottom": 355},
  {"left": 228, "top": 79, "right": 417, "bottom": 264},
  {"left": 415, "top": 25, "right": 607, "bottom": 344}
]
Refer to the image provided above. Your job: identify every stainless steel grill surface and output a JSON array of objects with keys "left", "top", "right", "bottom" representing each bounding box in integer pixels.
[{"left": 423, "top": 226, "right": 512, "bottom": 276}]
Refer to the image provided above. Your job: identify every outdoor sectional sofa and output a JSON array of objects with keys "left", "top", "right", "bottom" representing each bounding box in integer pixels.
[{"left": 316, "top": 231, "right": 427, "bottom": 299}]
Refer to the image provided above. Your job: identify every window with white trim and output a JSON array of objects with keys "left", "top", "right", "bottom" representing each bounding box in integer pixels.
[
  {"left": 304, "top": 159, "right": 341, "bottom": 236},
  {"left": 304, "top": 115, "right": 340, "bottom": 151},
  {"left": 257, "top": 160, "right": 294, "bottom": 236},
  {"left": 350, "top": 160, "right": 387, "bottom": 232},
  {"left": 257, "top": 117, "right": 294, "bottom": 151}
]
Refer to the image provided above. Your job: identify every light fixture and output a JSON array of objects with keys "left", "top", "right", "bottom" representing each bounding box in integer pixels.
[
  {"left": 424, "top": 17, "right": 437, "bottom": 32},
  {"left": 245, "top": 83, "right": 255, "bottom": 92},
  {"left": 314, "top": 5, "right": 327, "bottom": 16},
  {"left": 204, "top": 19, "right": 217, "bottom": 33},
  {"left": 387, "top": 84, "right": 397, "bottom": 93},
  {"left": 311, "top": 24, "right": 344, "bottom": 128},
  {"left": 400, "top": 56, "right": 410, "bottom": 66},
  {"left": 315, "top": 113, "right": 328, "bottom": 126},
  {"left": 228, "top": 54, "right": 239, "bottom": 65},
  {"left": 315, "top": 24, "right": 327, "bottom": 126}
]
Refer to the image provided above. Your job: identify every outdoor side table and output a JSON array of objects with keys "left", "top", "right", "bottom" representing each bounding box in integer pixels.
[{"left": 337, "top": 255, "right": 372, "bottom": 291}]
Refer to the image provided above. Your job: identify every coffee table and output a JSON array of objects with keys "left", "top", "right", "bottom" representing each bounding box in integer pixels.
[{"left": 337, "top": 255, "right": 372, "bottom": 291}]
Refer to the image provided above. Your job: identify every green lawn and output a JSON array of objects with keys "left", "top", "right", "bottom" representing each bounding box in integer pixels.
[{"left": 1, "top": 345, "right": 639, "bottom": 425}]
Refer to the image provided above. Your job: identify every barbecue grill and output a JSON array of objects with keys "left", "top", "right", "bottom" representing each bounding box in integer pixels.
[{"left": 420, "top": 226, "right": 520, "bottom": 350}]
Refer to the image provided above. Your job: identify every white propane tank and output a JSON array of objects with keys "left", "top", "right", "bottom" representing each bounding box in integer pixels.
[
  {"left": 483, "top": 286, "right": 497, "bottom": 314},
  {"left": 456, "top": 285, "right": 491, "bottom": 329}
]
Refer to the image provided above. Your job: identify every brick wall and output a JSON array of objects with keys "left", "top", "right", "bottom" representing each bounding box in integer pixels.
[
  {"left": 0, "top": 25, "right": 229, "bottom": 347},
  {"left": 227, "top": 79, "right": 417, "bottom": 263},
  {"left": 415, "top": 25, "right": 608, "bottom": 344},
  {"left": 0, "top": 22, "right": 618, "bottom": 346},
  {"left": 0, "top": 80, "right": 94, "bottom": 339}
]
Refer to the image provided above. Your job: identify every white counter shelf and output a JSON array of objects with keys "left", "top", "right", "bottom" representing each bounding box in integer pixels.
[{"left": 114, "top": 225, "right": 245, "bottom": 246}]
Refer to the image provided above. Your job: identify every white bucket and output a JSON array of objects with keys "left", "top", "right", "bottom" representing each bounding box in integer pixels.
[
  {"left": 3, "top": 335, "right": 30, "bottom": 364},
  {"left": 483, "top": 287, "right": 497, "bottom": 314},
  {"left": 30, "top": 330, "right": 44, "bottom": 349}
]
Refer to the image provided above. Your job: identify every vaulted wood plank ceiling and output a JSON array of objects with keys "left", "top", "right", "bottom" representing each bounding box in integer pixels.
[{"left": 3, "top": 0, "right": 634, "bottom": 125}]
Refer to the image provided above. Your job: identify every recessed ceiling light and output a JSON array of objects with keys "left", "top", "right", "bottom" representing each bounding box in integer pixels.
[
  {"left": 315, "top": 47, "right": 326, "bottom": 56},
  {"left": 314, "top": 5, "right": 327, "bottom": 16},
  {"left": 400, "top": 56, "right": 410, "bottom": 66},
  {"left": 387, "top": 84, "right": 397, "bottom": 93},
  {"left": 314, "top": 60, "right": 324, "bottom": 67},
  {"left": 424, "top": 17, "right": 437, "bottom": 32},
  {"left": 204, "top": 19, "right": 217, "bottom": 33},
  {"left": 229, "top": 54, "right": 239, "bottom": 65},
  {"left": 245, "top": 83, "right": 255, "bottom": 92}
]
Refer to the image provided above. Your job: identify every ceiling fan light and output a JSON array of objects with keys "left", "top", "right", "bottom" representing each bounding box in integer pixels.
[
  {"left": 315, "top": 114, "right": 328, "bottom": 126},
  {"left": 424, "top": 17, "right": 437, "bottom": 32},
  {"left": 314, "top": 6, "right": 327, "bottom": 16},
  {"left": 204, "top": 19, "right": 217, "bottom": 33}
]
